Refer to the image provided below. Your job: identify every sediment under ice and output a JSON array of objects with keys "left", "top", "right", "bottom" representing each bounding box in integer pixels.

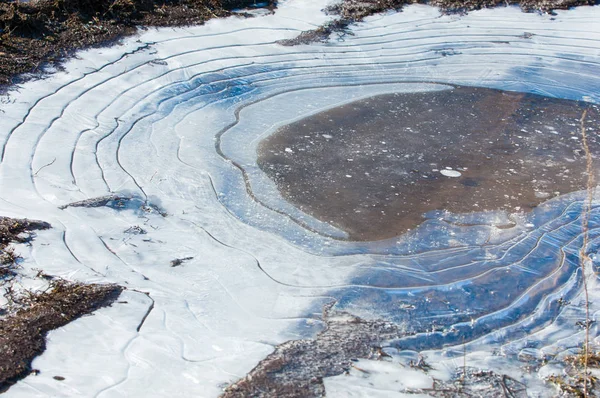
[{"left": 0, "top": 0, "right": 599, "bottom": 396}]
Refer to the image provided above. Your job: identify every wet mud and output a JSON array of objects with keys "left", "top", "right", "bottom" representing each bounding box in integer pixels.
[{"left": 258, "top": 86, "right": 600, "bottom": 241}]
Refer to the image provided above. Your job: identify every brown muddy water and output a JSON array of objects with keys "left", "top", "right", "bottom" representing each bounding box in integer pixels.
[{"left": 257, "top": 86, "right": 599, "bottom": 241}]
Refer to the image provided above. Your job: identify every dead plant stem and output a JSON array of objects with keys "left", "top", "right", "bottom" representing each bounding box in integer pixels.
[
  {"left": 579, "top": 109, "right": 594, "bottom": 397},
  {"left": 461, "top": 339, "right": 466, "bottom": 387}
]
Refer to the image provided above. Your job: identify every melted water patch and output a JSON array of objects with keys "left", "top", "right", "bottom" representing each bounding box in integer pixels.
[{"left": 258, "top": 86, "right": 599, "bottom": 241}]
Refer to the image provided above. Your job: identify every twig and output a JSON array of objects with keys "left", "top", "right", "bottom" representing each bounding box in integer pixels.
[
  {"left": 500, "top": 375, "right": 516, "bottom": 398},
  {"left": 461, "top": 339, "right": 467, "bottom": 387},
  {"left": 33, "top": 157, "right": 56, "bottom": 176},
  {"left": 579, "top": 109, "right": 594, "bottom": 398},
  {"left": 133, "top": 290, "right": 154, "bottom": 332}
]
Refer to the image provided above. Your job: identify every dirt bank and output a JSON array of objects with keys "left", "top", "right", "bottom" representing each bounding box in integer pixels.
[
  {"left": 0, "top": 0, "right": 273, "bottom": 89},
  {"left": 2, "top": 0, "right": 597, "bottom": 89},
  {"left": 0, "top": 279, "right": 123, "bottom": 392}
]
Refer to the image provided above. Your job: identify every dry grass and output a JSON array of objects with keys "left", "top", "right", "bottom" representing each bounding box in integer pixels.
[
  {"left": 0, "top": 279, "right": 123, "bottom": 391},
  {"left": 0, "top": 0, "right": 272, "bottom": 88},
  {"left": 221, "top": 306, "right": 400, "bottom": 397},
  {"left": 545, "top": 109, "right": 599, "bottom": 397},
  {"left": 0, "top": 247, "right": 21, "bottom": 279},
  {"left": 0, "top": 216, "right": 123, "bottom": 391},
  {"left": 0, "top": 216, "right": 50, "bottom": 248},
  {"left": 0, "top": 216, "right": 50, "bottom": 279},
  {"left": 545, "top": 350, "right": 600, "bottom": 396},
  {"left": 279, "top": 0, "right": 598, "bottom": 45},
  {"left": 579, "top": 108, "right": 596, "bottom": 397}
]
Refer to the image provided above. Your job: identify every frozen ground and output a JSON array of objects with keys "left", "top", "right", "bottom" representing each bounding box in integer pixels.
[{"left": 0, "top": 0, "right": 599, "bottom": 396}]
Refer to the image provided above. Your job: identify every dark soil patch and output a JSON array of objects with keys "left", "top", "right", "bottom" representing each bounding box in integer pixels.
[
  {"left": 0, "top": 0, "right": 274, "bottom": 90},
  {"left": 279, "top": 0, "right": 599, "bottom": 46},
  {"left": 0, "top": 216, "right": 51, "bottom": 247},
  {"left": 170, "top": 256, "right": 193, "bottom": 266},
  {"left": 0, "top": 216, "right": 50, "bottom": 278},
  {"left": 220, "top": 304, "right": 532, "bottom": 397},
  {"left": 1, "top": 0, "right": 594, "bottom": 88},
  {"left": 221, "top": 305, "right": 400, "bottom": 397},
  {"left": 1, "top": 216, "right": 123, "bottom": 392},
  {"left": 59, "top": 194, "right": 168, "bottom": 216},
  {"left": 0, "top": 279, "right": 123, "bottom": 392},
  {"left": 258, "top": 86, "right": 599, "bottom": 241}
]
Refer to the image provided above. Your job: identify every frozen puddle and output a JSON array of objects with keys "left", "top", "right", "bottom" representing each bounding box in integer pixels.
[
  {"left": 0, "top": 1, "right": 599, "bottom": 396},
  {"left": 257, "top": 86, "right": 600, "bottom": 241}
]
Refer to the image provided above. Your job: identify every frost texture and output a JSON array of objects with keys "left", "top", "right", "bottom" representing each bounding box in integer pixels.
[{"left": 0, "top": 1, "right": 599, "bottom": 396}]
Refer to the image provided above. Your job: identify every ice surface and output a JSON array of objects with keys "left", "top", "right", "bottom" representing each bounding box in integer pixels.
[
  {"left": 0, "top": 0, "right": 599, "bottom": 396},
  {"left": 324, "top": 360, "right": 434, "bottom": 397}
]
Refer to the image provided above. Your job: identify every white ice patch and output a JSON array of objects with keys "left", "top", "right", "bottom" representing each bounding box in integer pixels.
[
  {"left": 440, "top": 169, "right": 462, "bottom": 177},
  {"left": 324, "top": 360, "right": 434, "bottom": 396}
]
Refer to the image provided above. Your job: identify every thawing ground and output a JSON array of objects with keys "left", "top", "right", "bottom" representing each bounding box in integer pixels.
[{"left": 1, "top": 0, "right": 600, "bottom": 396}]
